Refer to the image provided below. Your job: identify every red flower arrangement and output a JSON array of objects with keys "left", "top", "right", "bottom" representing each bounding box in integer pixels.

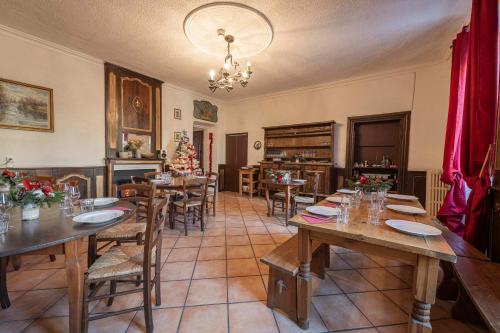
[
  {"left": 346, "top": 175, "right": 394, "bottom": 191},
  {"left": 10, "top": 179, "right": 64, "bottom": 208},
  {"left": 0, "top": 169, "right": 17, "bottom": 186}
]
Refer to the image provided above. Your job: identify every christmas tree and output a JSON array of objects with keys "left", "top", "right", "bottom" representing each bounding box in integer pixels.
[{"left": 169, "top": 130, "right": 202, "bottom": 176}]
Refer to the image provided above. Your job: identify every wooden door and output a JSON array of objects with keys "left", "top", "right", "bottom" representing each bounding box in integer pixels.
[
  {"left": 193, "top": 130, "right": 204, "bottom": 171},
  {"left": 225, "top": 133, "right": 248, "bottom": 192}
]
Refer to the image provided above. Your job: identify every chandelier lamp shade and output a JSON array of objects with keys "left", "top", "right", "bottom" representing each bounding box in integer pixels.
[{"left": 208, "top": 29, "right": 253, "bottom": 92}]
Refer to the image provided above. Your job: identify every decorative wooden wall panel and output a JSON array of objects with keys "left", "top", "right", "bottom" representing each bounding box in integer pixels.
[
  {"left": 10, "top": 166, "right": 105, "bottom": 198},
  {"left": 105, "top": 63, "right": 163, "bottom": 158}
]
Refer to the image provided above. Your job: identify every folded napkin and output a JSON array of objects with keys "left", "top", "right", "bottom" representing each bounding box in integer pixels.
[{"left": 301, "top": 214, "right": 335, "bottom": 224}]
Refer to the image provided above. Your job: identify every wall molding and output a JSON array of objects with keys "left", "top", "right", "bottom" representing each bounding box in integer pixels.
[
  {"left": 228, "top": 60, "right": 447, "bottom": 104},
  {"left": 0, "top": 24, "right": 103, "bottom": 65}
]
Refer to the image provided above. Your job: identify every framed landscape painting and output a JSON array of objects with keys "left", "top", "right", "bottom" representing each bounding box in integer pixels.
[{"left": 0, "top": 78, "right": 54, "bottom": 132}]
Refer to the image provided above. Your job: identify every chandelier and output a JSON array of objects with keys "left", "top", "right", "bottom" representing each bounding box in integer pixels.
[{"left": 208, "top": 29, "right": 253, "bottom": 93}]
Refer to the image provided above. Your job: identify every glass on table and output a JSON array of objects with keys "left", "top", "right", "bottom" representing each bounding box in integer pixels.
[
  {"left": 80, "top": 198, "right": 95, "bottom": 214},
  {"left": 0, "top": 192, "right": 13, "bottom": 214},
  {"left": 0, "top": 214, "right": 9, "bottom": 234},
  {"left": 368, "top": 202, "right": 381, "bottom": 225}
]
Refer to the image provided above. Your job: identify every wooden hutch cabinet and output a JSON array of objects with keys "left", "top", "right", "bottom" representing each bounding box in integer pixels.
[{"left": 259, "top": 121, "right": 336, "bottom": 195}]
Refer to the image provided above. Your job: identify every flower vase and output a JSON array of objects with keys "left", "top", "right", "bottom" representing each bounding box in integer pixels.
[
  {"left": 134, "top": 151, "right": 142, "bottom": 159},
  {"left": 22, "top": 203, "right": 40, "bottom": 221},
  {"left": 0, "top": 184, "right": 10, "bottom": 193},
  {"left": 362, "top": 188, "right": 374, "bottom": 201}
]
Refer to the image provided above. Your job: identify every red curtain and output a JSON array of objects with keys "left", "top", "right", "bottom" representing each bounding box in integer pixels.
[
  {"left": 439, "top": 0, "right": 499, "bottom": 250},
  {"left": 462, "top": 0, "right": 499, "bottom": 250},
  {"left": 437, "top": 28, "right": 470, "bottom": 235}
]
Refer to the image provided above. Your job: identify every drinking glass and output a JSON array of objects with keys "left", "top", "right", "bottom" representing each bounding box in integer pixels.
[
  {"left": 368, "top": 200, "right": 381, "bottom": 225},
  {"left": 80, "top": 199, "right": 95, "bottom": 214},
  {"left": 0, "top": 192, "right": 12, "bottom": 215},
  {"left": 0, "top": 214, "right": 9, "bottom": 234},
  {"left": 68, "top": 185, "right": 80, "bottom": 215}
]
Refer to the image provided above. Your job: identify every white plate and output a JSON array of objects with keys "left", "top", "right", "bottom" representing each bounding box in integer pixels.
[
  {"left": 292, "top": 179, "right": 306, "bottom": 183},
  {"left": 93, "top": 197, "right": 119, "bottom": 207},
  {"left": 73, "top": 210, "right": 124, "bottom": 224},
  {"left": 387, "top": 193, "right": 419, "bottom": 201},
  {"left": 337, "top": 189, "right": 356, "bottom": 195},
  {"left": 326, "top": 196, "right": 344, "bottom": 203},
  {"left": 306, "top": 206, "right": 340, "bottom": 216},
  {"left": 386, "top": 204, "right": 426, "bottom": 215},
  {"left": 385, "top": 219, "right": 442, "bottom": 237}
]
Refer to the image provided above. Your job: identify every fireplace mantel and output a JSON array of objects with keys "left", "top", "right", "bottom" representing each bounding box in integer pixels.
[{"left": 105, "top": 158, "right": 165, "bottom": 196}]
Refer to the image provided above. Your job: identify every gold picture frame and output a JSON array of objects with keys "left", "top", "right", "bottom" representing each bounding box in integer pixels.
[{"left": 0, "top": 77, "right": 54, "bottom": 132}]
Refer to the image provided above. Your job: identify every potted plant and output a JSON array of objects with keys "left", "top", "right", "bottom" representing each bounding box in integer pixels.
[
  {"left": 346, "top": 175, "right": 394, "bottom": 200},
  {"left": 10, "top": 179, "right": 64, "bottom": 220},
  {"left": 124, "top": 139, "right": 144, "bottom": 159}
]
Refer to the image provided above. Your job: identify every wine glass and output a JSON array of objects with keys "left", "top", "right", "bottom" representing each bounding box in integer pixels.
[
  {"left": 0, "top": 192, "right": 12, "bottom": 215},
  {"left": 68, "top": 185, "right": 80, "bottom": 215}
]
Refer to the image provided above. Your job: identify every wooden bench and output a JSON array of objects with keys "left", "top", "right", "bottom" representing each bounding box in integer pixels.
[
  {"left": 434, "top": 221, "right": 500, "bottom": 332},
  {"left": 260, "top": 234, "right": 329, "bottom": 322}
]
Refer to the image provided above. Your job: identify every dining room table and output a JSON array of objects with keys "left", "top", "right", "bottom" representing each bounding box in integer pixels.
[
  {"left": 0, "top": 200, "right": 135, "bottom": 333},
  {"left": 260, "top": 179, "right": 306, "bottom": 225},
  {"left": 288, "top": 193, "right": 457, "bottom": 332}
]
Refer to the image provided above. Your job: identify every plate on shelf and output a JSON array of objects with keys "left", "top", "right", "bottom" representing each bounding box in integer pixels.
[
  {"left": 337, "top": 188, "right": 356, "bottom": 195},
  {"left": 386, "top": 204, "right": 426, "bottom": 215},
  {"left": 385, "top": 219, "right": 442, "bottom": 237},
  {"left": 326, "top": 196, "right": 344, "bottom": 203},
  {"left": 73, "top": 210, "right": 124, "bottom": 224},
  {"left": 387, "top": 193, "right": 419, "bottom": 201},
  {"left": 93, "top": 197, "right": 119, "bottom": 207},
  {"left": 292, "top": 179, "right": 306, "bottom": 184},
  {"left": 306, "top": 206, "right": 340, "bottom": 216}
]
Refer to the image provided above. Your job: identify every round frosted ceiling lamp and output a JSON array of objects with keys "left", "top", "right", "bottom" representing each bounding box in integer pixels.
[{"left": 183, "top": 2, "right": 273, "bottom": 58}]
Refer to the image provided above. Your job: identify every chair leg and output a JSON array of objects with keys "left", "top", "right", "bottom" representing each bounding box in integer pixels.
[
  {"left": 154, "top": 261, "right": 161, "bottom": 306},
  {"left": 0, "top": 257, "right": 10, "bottom": 309},
  {"left": 143, "top": 272, "right": 153, "bottom": 332},
  {"left": 200, "top": 207, "right": 205, "bottom": 232},
  {"left": 12, "top": 255, "right": 21, "bottom": 271},
  {"left": 81, "top": 278, "right": 89, "bottom": 333},
  {"left": 272, "top": 199, "right": 276, "bottom": 215},
  {"left": 184, "top": 209, "right": 188, "bottom": 236},
  {"left": 212, "top": 196, "right": 216, "bottom": 216},
  {"left": 107, "top": 280, "right": 117, "bottom": 306}
]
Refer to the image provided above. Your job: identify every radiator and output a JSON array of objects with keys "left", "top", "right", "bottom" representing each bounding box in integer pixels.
[{"left": 425, "top": 170, "right": 449, "bottom": 217}]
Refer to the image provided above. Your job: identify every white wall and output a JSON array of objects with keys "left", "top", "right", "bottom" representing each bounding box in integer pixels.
[
  {"left": 0, "top": 27, "right": 224, "bottom": 168},
  {"left": 162, "top": 84, "right": 224, "bottom": 170},
  {"left": 222, "top": 61, "right": 451, "bottom": 170},
  {"left": 0, "top": 28, "right": 105, "bottom": 167}
]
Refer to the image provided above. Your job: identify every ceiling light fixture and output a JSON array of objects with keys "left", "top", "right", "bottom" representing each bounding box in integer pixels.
[{"left": 208, "top": 29, "right": 252, "bottom": 93}]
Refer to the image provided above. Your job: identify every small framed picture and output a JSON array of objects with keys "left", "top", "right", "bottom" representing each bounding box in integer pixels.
[
  {"left": 174, "top": 108, "right": 182, "bottom": 120},
  {"left": 174, "top": 131, "right": 182, "bottom": 142}
]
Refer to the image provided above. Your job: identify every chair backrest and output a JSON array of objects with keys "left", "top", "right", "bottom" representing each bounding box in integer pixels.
[
  {"left": 144, "top": 171, "right": 161, "bottom": 180},
  {"left": 305, "top": 171, "right": 320, "bottom": 202},
  {"left": 181, "top": 177, "right": 208, "bottom": 206},
  {"left": 57, "top": 174, "right": 92, "bottom": 198},
  {"left": 143, "top": 195, "right": 170, "bottom": 272},
  {"left": 206, "top": 172, "right": 218, "bottom": 193},
  {"left": 117, "top": 183, "right": 157, "bottom": 206},
  {"left": 131, "top": 176, "right": 149, "bottom": 184}
]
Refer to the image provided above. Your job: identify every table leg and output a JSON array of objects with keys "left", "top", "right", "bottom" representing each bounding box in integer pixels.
[
  {"left": 409, "top": 255, "right": 439, "bottom": 333},
  {"left": 239, "top": 173, "right": 243, "bottom": 196},
  {"left": 297, "top": 228, "right": 312, "bottom": 329},
  {"left": 265, "top": 185, "right": 271, "bottom": 217},
  {"left": 0, "top": 256, "right": 10, "bottom": 309},
  {"left": 65, "top": 239, "right": 84, "bottom": 333},
  {"left": 284, "top": 186, "right": 291, "bottom": 225}
]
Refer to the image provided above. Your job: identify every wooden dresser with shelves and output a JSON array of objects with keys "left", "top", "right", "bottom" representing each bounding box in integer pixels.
[{"left": 260, "top": 121, "right": 336, "bottom": 195}]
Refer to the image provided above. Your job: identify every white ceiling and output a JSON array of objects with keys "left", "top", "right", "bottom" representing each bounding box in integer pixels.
[{"left": 0, "top": 0, "right": 470, "bottom": 100}]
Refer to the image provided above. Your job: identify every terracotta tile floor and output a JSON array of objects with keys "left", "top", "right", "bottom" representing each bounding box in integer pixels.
[{"left": 0, "top": 192, "right": 488, "bottom": 332}]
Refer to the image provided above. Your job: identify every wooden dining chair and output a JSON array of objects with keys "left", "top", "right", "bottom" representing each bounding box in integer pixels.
[
  {"left": 205, "top": 172, "right": 218, "bottom": 216},
  {"left": 171, "top": 177, "right": 208, "bottom": 236},
  {"left": 272, "top": 169, "right": 301, "bottom": 215},
  {"left": 291, "top": 172, "right": 320, "bottom": 215},
  {"left": 94, "top": 184, "right": 157, "bottom": 259},
  {"left": 82, "top": 195, "right": 169, "bottom": 333}
]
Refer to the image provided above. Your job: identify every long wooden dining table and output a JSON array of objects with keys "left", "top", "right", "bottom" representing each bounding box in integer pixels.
[
  {"left": 0, "top": 201, "right": 135, "bottom": 333},
  {"left": 288, "top": 194, "right": 456, "bottom": 333}
]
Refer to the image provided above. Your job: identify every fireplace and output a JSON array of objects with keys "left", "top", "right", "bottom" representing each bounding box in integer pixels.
[{"left": 105, "top": 158, "right": 164, "bottom": 196}]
